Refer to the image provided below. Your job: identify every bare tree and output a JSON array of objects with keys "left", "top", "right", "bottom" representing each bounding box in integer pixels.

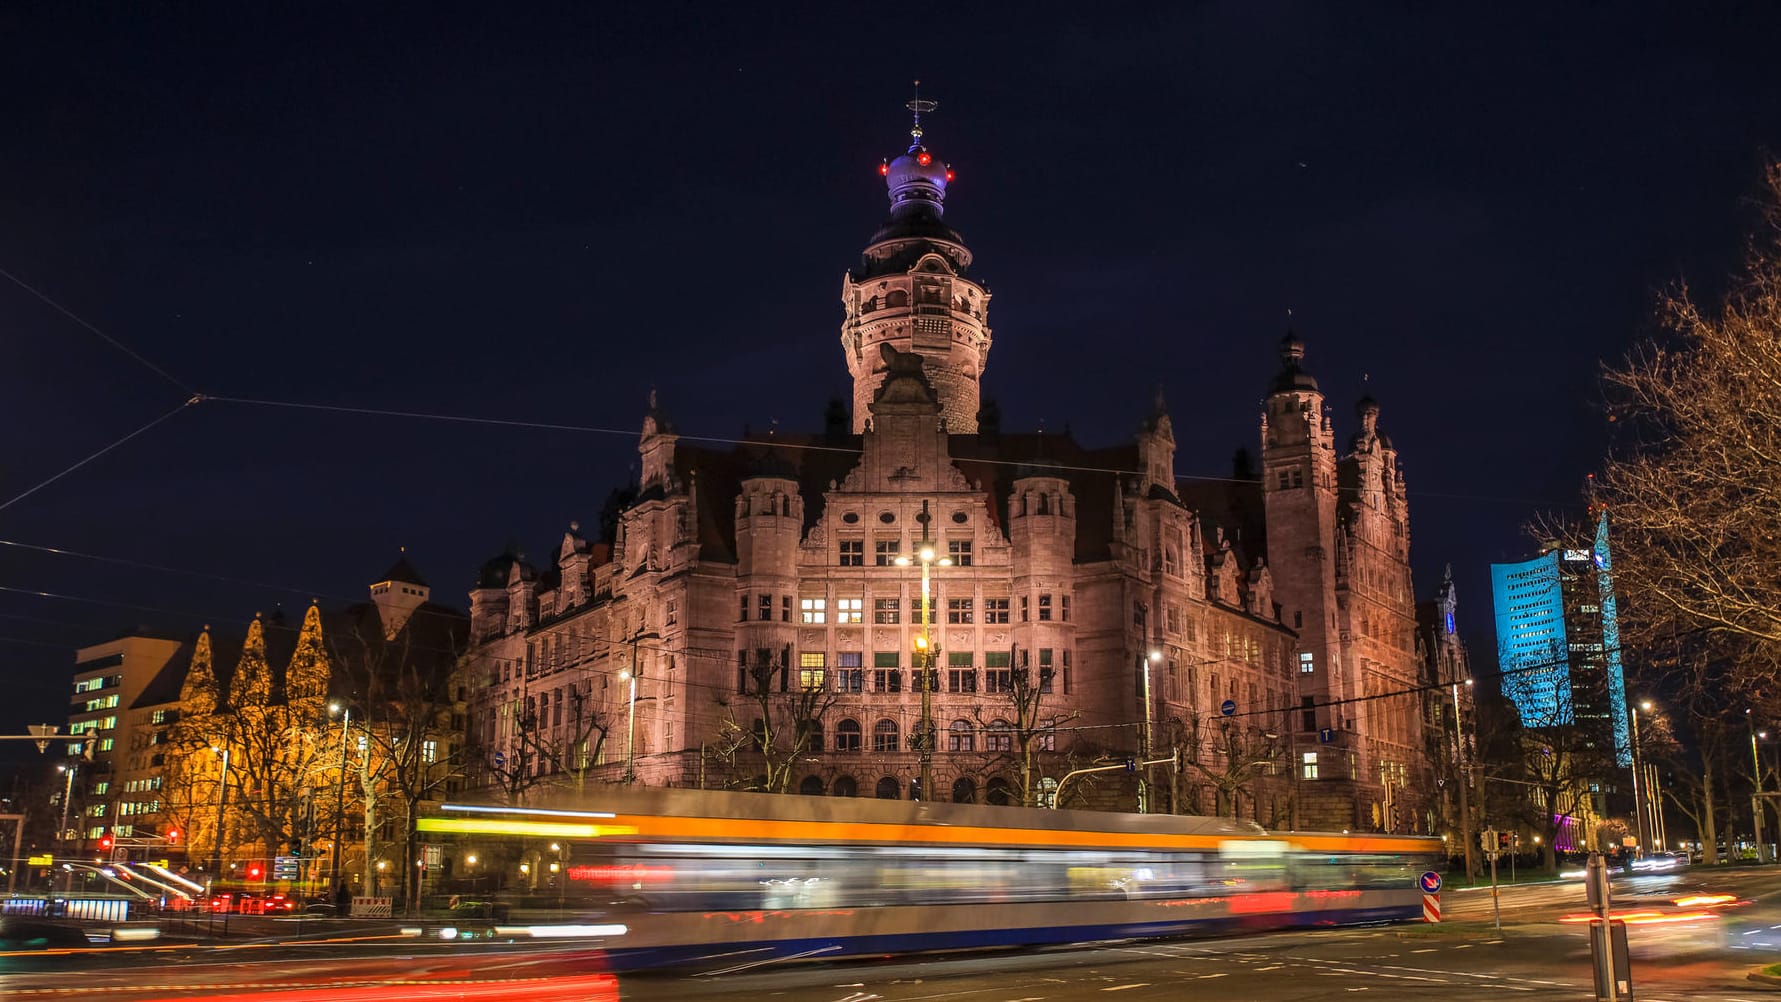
[
  {"left": 710, "top": 650, "right": 836, "bottom": 793},
  {"left": 328, "top": 607, "right": 469, "bottom": 907},
  {"left": 1593, "top": 165, "right": 1781, "bottom": 695},
  {"left": 1174, "top": 715, "right": 1282, "bottom": 820},
  {"left": 973, "top": 649, "right": 1077, "bottom": 807}
]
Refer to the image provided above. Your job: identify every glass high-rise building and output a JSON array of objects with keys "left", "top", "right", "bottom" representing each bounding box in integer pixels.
[{"left": 1490, "top": 511, "right": 1631, "bottom": 766}]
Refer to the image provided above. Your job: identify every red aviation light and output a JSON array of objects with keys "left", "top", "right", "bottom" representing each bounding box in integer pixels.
[
  {"left": 916, "top": 151, "right": 932, "bottom": 166},
  {"left": 945, "top": 167, "right": 954, "bottom": 182},
  {"left": 879, "top": 159, "right": 889, "bottom": 176}
]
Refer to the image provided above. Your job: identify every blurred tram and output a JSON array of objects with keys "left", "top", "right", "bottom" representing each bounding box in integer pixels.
[{"left": 418, "top": 788, "right": 1444, "bottom": 969}]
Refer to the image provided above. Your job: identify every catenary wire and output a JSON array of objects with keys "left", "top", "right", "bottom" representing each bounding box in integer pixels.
[
  {"left": 0, "top": 264, "right": 195, "bottom": 395},
  {"left": 0, "top": 399, "right": 199, "bottom": 514}
]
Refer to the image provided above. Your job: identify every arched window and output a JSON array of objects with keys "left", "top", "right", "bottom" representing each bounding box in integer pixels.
[
  {"left": 876, "top": 776, "right": 901, "bottom": 799},
  {"left": 799, "top": 775, "right": 826, "bottom": 797},
  {"left": 948, "top": 719, "right": 975, "bottom": 752},
  {"left": 873, "top": 719, "right": 900, "bottom": 753},
  {"left": 985, "top": 776, "right": 1014, "bottom": 806},
  {"left": 836, "top": 718, "right": 862, "bottom": 752},
  {"left": 885, "top": 289, "right": 908, "bottom": 309},
  {"left": 832, "top": 775, "right": 859, "bottom": 798},
  {"left": 1037, "top": 493, "right": 1051, "bottom": 515},
  {"left": 986, "top": 719, "right": 1013, "bottom": 752},
  {"left": 951, "top": 777, "right": 977, "bottom": 804}
]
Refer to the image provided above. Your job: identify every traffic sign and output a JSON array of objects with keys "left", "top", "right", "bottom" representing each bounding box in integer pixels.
[
  {"left": 493, "top": 751, "right": 506, "bottom": 768},
  {"left": 1419, "top": 870, "right": 1442, "bottom": 894},
  {"left": 1319, "top": 727, "right": 1335, "bottom": 743},
  {"left": 1220, "top": 699, "right": 1237, "bottom": 717}
]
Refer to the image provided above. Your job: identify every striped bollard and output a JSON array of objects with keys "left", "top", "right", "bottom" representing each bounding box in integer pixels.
[{"left": 1423, "top": 892, "right": 1440, "bottom": 922}]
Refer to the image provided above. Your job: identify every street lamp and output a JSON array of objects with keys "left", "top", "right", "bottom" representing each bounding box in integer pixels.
[
  {"left": 1630, "top": 699, "right": 1654, "bottom": 859},
  {"left": 328, "top": 701, "right": 352, "bottom": 894},
  {"left": 1452, "top": 677, "right": 1476, "bottom": 881},
  {"left": 896, "top": 500, "right": 950, "bottom": 801},
  {"left": 1750, "top": 711, "right": 1769, "bottom": 864},
  {"left": 208, "top": 746, "right": 231, "bottom": 875},
  {"left": 617, "top": 629, "right": 661, "bottom": 783},
  {"left": 1138, "top": 650, "right": 1160, "bottom": 813}
]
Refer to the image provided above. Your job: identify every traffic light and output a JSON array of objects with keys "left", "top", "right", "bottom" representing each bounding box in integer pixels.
[
  {"left": 165, "top": 827, "right": 180, "bottom": 844},
  {"left": 246, "top": 861, "right": 264, "bottom": 881},
  {"left": 98, "top": 833, "right": 114, "bottom": 852}
]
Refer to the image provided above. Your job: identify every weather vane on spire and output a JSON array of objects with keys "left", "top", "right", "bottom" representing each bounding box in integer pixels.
[{"left": 907, "top": 78, "right": 937, "bottom": 148}]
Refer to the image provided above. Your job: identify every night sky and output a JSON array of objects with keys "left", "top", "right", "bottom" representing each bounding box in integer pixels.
[{"left": 3, "top": 3, "right": 1778, "bottom": 768}]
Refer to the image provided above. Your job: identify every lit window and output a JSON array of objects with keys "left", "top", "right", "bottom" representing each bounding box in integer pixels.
[
  {"left": 1300, "top": 652, "right": 1316, "bottom": 674},
  {"left": 422, "top": 739, "right": 438, "bottom": 764},
  {"left": 1301, "top": 751, "right": 1319, "bottom": 780},
  {"left": 836, "top": 598, "right": 864, "bottom": 624},
  {"left": 799, "top": 652, "right": 828, "bottom": 691},
  {"left": 801, "top": 598, "right": 827, "bottom": 624}
]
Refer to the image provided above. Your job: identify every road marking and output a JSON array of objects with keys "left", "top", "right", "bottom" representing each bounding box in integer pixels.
[
  {"left": 1101, "top": 985, "right": 1148, "bottom": 992},
  {"left": 1411, "top": 948, "right": 1438, "bottom": 953},
  {"left": 1196, "top": 973, "right": 1228, "bottom": 979},
  {"left": 1255, "top": 965, "right": 1284, "bottom": 971}
]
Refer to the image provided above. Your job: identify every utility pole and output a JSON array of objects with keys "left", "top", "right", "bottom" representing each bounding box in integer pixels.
[{"left": 1453, "top": 680, "right": 1476, "bottom": 883}]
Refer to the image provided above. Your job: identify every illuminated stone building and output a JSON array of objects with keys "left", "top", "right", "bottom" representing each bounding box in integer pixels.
[{"left": 463, "top": 109, "right": 1429, "bottom": 831}]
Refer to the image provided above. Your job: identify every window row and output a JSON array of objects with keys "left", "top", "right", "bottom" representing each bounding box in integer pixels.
[
  {"left": 780, "top": 716, "right": 1059, "bottom": 754},
  {"left": 838, "top": 539, "right": 975, "bottom": 567},
  {"left": 736, "top": 649, "right": 1074, "bottom": 695},
  {"left": 749, "top": 593, "right": 1070, "bottom": 625}
]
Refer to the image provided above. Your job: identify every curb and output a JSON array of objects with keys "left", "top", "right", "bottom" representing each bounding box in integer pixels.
[{"left": 1749, "top": 967, "right": 1781, "bottom": 988}]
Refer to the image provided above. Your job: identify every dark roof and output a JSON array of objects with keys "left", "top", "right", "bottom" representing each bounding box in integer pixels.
[
  {"left": 129, "top": 640, "right": 195, "bottom": 709},
  {"left": 377, "top": 554, "right": 429, "bottom": 588}
]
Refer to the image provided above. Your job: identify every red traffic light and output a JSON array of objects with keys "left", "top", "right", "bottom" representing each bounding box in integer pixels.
[
  {"left": 246, "top": 862, "right": 264, "bottom": 880},
  {"left": 98, "top": 834, "right": 114, "bottom": 852},
  {"left": 165, "top": 828, "right": 180, "bottom": 843}
]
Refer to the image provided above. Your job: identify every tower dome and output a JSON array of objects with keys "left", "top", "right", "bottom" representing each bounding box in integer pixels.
[{"left": 839, "top": 84, "right": 993, "bottom": 434}]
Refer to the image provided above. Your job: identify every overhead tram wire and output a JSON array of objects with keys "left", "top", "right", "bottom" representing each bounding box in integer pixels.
[
  {"left": 0, "top": 264, "right": 196, "bottom": 396},
  {"left": 0, "top": 399, "right": 200, "bottom": 514}
]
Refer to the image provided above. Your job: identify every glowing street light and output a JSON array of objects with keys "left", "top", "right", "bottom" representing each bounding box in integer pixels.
[{"left": 896, "top": 500, "right": 950, "bottom": 800}]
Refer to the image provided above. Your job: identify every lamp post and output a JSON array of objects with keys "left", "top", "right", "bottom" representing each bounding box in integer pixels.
[
  {"left": 618, "top": 629, "right": 661, "bottom": 783},
  {"left": 896, "top": 500, "right": 950, "bottom": 802},
  {"left": 1629, "top": 700, "right": 1652, "bottom": 858},
  {"left": 208, "top": 746, "right": 231, "bottom": 875},
  {"left": 1750, "top": 712, "right": 1768, "bottom": 864},
  {"left": 1138, "top": 650, "right": 1160, "bottom": 813},
  {"left": 1452, "top": 677, "right": 1476, "bottom": 882},
  {"left": 328, "top": 702, "right": 351, "bottom": 894}
]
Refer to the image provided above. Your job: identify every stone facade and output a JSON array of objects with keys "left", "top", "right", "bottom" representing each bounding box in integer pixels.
[{"left": 463, "top": 115, "right": 1431, "bottom": 830}]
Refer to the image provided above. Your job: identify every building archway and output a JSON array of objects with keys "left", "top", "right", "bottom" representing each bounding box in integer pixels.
[
  {"left": 875, "top": 777, "right": 901, "bottom": 799},
  {"left": 799, "top": 775, "right": 826, "bottom": 796},
  {"left": 951, "top": 777, "right": 977, "bottom": 804},
  {"left": 986, "top": 776, "right": 1014, "bottom": 806},
  {"left": 833, "top": 775, "right": 859, "bottom": 797}
]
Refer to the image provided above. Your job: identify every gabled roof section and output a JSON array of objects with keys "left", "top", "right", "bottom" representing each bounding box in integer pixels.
[{"left": 378, "top": 553, "right": 429, "bottom": 588}]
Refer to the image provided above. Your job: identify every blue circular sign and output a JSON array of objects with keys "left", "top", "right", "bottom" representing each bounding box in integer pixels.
[
  {"left": 1419, "top": 870, "right": 1442, "bottom": 894},
  {"left": 1220, "top": 699, "right": 1237, "bottom": 717},
  {"left": 493, "top": 751, "right": 506, "bottom": 768}
]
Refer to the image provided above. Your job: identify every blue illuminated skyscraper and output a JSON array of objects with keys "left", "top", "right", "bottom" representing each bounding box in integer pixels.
[{"left": 1490, "top": 511, "right": 1631, "bottom": 766}]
